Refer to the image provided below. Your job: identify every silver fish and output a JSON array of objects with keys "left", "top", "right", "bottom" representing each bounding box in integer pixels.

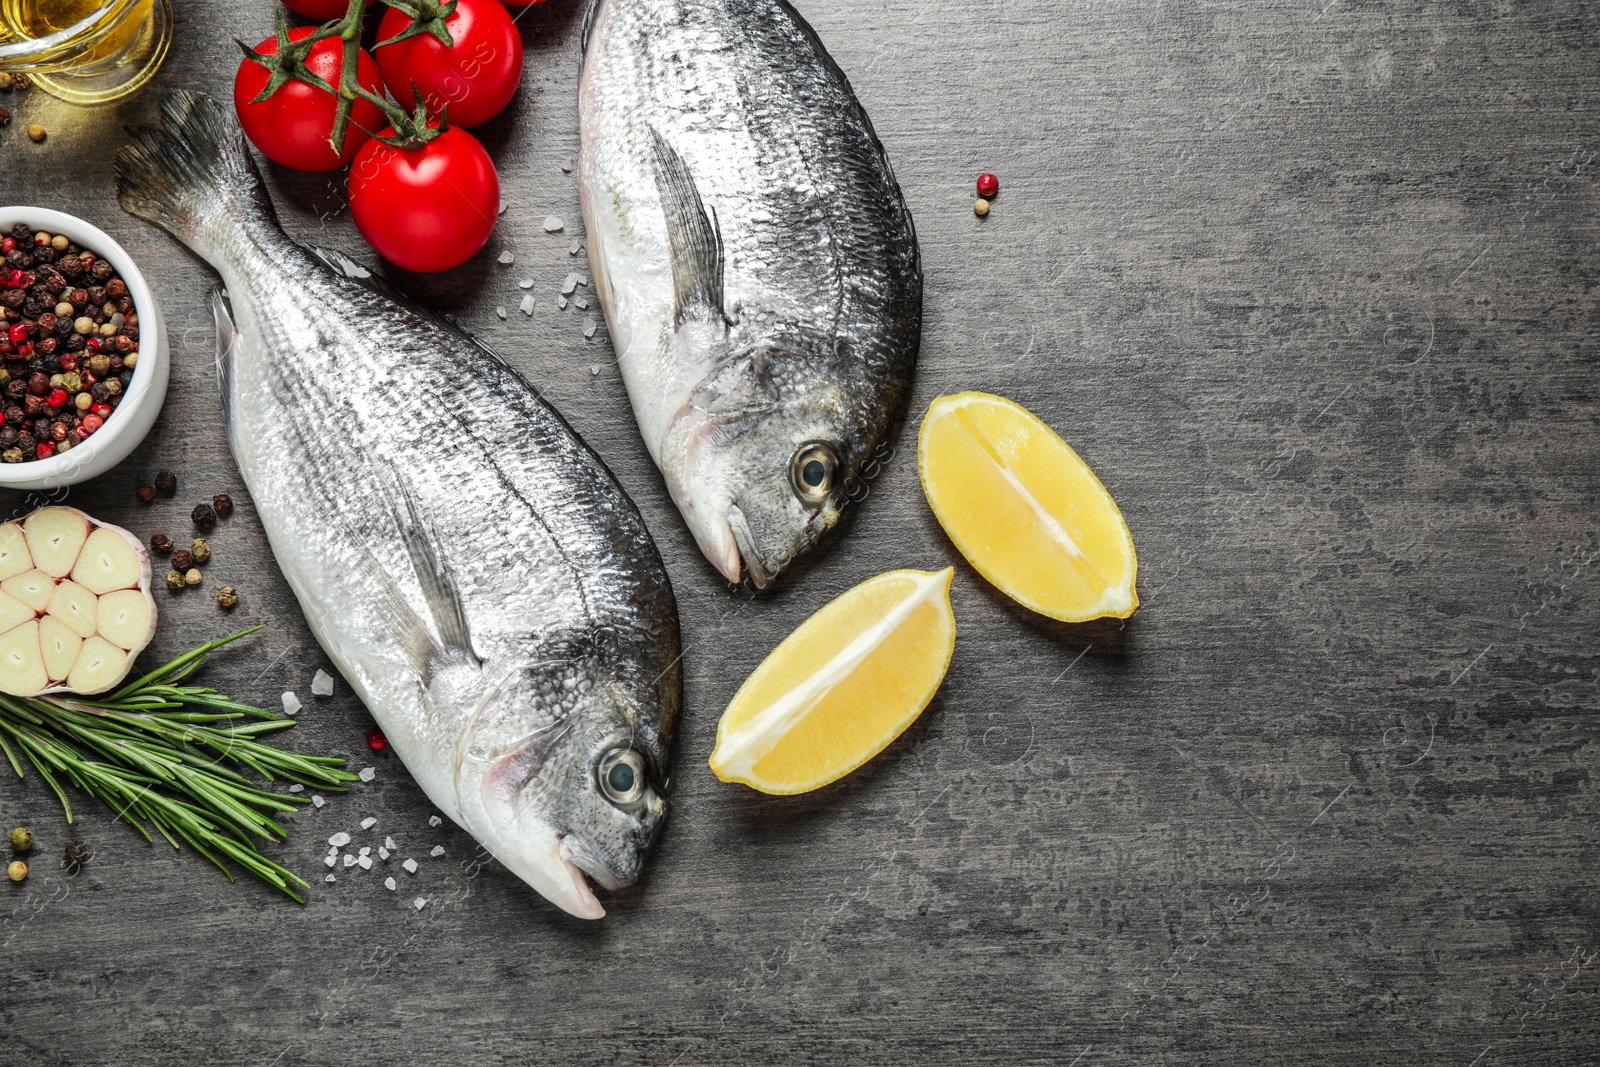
[
  {"left": 578, "top": 0, "right": 922, "bottom": 587},
  {"left": 114, "top": 91, "right": 682, "bottom": 920}
]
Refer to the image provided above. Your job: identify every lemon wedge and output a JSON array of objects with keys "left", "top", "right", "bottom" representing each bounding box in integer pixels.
[
  {"left": 710, "top": 568, "right": 956, "bottom": 795},
  {"left": 918, "top": 391, "right": 1137, "bottom": 622}
]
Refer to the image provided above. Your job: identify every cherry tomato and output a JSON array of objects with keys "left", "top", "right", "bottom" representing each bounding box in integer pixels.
[
  {"left": 234, "top": 26, "right": 387, "bottom": 172},
  {"left": 279, "top": 0, "right": 351, "bottom": 17},
  {"left": 375, "top": 0, "right": 523, "bottom": 128},
  {"left": 347, "top": 124, "right": 500, "bottom": 273}
]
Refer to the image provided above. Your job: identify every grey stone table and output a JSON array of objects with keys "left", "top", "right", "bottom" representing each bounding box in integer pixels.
[{"left": 1, "top": 1, "right": 1596, "bottom": 1064}]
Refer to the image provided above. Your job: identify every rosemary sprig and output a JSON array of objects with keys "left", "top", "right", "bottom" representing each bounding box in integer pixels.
[{"left": 0, "top": 628, "right": 358, "bottom": 901}]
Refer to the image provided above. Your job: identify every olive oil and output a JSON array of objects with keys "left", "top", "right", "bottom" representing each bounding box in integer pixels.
[
  {"left": 0, "top": 0, "right": 165, "bottom": 103},
  {"left": 1, "top": 0, "right": 114, "bottom": 38}
]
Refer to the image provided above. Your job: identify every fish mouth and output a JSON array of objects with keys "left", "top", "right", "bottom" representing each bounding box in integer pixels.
[
  {"left": 559, "top": 835, "right": 628, "bottom": 892},
  {"left": 726, "top": 504, "right": 774, "bottom": 589}
]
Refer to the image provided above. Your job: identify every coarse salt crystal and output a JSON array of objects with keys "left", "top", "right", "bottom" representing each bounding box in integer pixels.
[
  {"left": 402, "top": 858, "right": 419, "bottom": 874},
  {"left": 569, "top": 241, "right": 582, "bottom": 256},
  {"left": 561, "top": 274, "right": 579, "bottom": 295},
  {"left": 289, "top": 784, "right": 304, "bottom": 793},
  {"left": 311, "top": 669, "right": 334, "bottom": 696},
  {"left": 281, "top": 691, "right": 301, "bottom": 716},
  {"left": 312, "top": 794, "right": 325, "bottom": 808},
  {"left": 496, "top": 306, "right": 508, "bottom": 320},
  {"left": 327, "top": 845, "right": 339, "bottom": 856},
  {"left": 430, "top": 845, "right": 445, "bottom": 857},
  {"left": 498, "top": 250, "right": 514, "bottom": 265},
  {"left": 413, "top": 897, "right": 428, "bottom": 911},
  {"left": 360, "top": 817, "right": 377, "bottom": 830},
  {"left": 590, "top": 365, "right": 601, "bottom": 376},
  {"left": 342, "top": 854, "right": 356, "bottom": 868},
  {"left": 560, "top": 159, "right": 574, "bottom": 173},
  {"left": 583, "top": 318, "right": 599, "bottom": 340},
  {"left": 359, "top": 767, "right": 376, "bottom": 782},
  {"left": 378, "top": 847, "right": 390, "bottom": 861},
  {"left": 328, "top": 832, "right": 351, "bottom": 848},
  {"left": 358, "top": 855, "right": 373, "bottom": 870},
  {"left": 519, "top": 294, "right": 536, "bottom": 316},
  {"left": 324, "top": 854, "right": 337, "bottom": 868},
  {"left": 325, "top": 874, "right": 336, "bottom": 883},
  {"left": 359, "top": 846, "right": 371, "bottom": 857},
  {"left": 579, "top": 275, "right": 589, "bottom": 287},
  {"left": 428, "top": 815, "right": 442, "bottom": 827},
  {"left": 519, "top": 278, "right": 535, "bottom": 289},
  {"left": 544, "top": 216, "right": 564, "bottom": 232},
  {"left": 574, "top": 297, "right": 589, "bottom": 310},
  {"left": 557, "top": 296, "right": 568, "bottom": 310},
  {"left": 384, "top": 836, "right": 397, "bottom": 851},
  {"left": 498, "top": 199, "right": 507, "bottom": 215},
  {"left": 385, "top": 876, "right": 397, "bottom": 891}
]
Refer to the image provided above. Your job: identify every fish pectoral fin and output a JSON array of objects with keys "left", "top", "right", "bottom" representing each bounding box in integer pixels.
[
  {"left": 208, "top": 284, "right": 240, "bottom": 431},
  {"left": 377, "top": 471, "right": 480, "bottom": 667},
  {"left": 648, "top": 127, "right": 729, "bottom": 330}
]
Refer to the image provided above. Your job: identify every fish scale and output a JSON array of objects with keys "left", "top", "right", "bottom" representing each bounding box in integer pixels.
[
  {"left": 580, "top": 0, "right": 922, "bottom": 587},
  {"left": 114, "top": 91, "right": 681, "bottom": 920}
]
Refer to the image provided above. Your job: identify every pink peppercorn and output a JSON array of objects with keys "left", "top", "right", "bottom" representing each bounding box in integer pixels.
[{"left": 976, "top": 172, "right": 999, "bottom": 199}]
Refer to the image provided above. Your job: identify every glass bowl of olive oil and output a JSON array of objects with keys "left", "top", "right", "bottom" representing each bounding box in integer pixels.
[{"left": 0, "top": 0, "right": 171, "bottom": 106}]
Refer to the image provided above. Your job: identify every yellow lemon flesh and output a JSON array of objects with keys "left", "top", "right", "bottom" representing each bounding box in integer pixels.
[
  {"left": 918, "top": 391, "right": 1138, "bottom": 622},
  {"left": 710, "top": 568, "right": 956, "bottom": 795}
]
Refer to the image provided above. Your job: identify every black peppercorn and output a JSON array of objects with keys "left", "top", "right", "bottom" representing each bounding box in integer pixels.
[
  {"left": 154, "top": 470, "right": 176, "bottom": 496},
  {"left": 0, "top": 428, "right": 16, "bottom": 449},
  {"left": 150, "top": 533, "right": 173, "bottom": 554},
  {"left": 190, "top": 504, "right": 217, "bottom": 531},
  {"left": 62, "top": 840, "right": 88, "bottom": 872},
  {"left": 211, "top": 493, "right": 234, "bottom": 519},
  {"left": 9, "top": 224, "right": 29, "bottom": 242},
  {"left": 1, "top": 290, "right": 23, "bottom": 309},
  {"left": 26, "top": 371, "right": 48, "bottom": 396},
  {"left": 170, "top": 548, "right": 195, "bottom": 571},
  {"left": 4, "top": 381, "right": 22, "bottom": 400},
  {"left": 92, "top": 260, "right": 113, "bottom": 282},
  {"left": 135, "top": 482, "right": 155, "bottom": 504}
]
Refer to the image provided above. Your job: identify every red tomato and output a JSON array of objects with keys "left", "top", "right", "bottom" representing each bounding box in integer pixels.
[
  {"left": 234, "top": 27, "right": 387, "bottom": 172},
  {"left": 280, "top": 0, "right": 351, "bottom": 17},
  {"left": 497, "top": 0, "right": 547, "bottom": 5},
  {"left": 375, "top": 0, "right": 523, "bottom": 128},
  {"left": 347, "top": 125, "right": 501, "bottom": 273}
]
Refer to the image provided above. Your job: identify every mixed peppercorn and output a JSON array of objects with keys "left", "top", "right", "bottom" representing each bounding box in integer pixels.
[
  {"left": 146, "top": 482, "right": 240, "bottom": 609},
  {"left": 0, "top": 225, "right": 140, "bottom": 463}
]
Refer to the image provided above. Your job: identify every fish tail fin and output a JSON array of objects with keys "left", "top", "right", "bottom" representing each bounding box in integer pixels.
[{"left": 114, "top": 89, "right": 275, "bottom": 261}]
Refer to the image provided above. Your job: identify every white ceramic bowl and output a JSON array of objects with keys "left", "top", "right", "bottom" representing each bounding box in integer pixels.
[{"left": 0, "top": 206, "right": 169, "bottom": 491}]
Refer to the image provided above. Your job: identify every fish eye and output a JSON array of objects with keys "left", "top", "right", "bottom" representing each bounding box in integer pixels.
[
  {"left": 597, "top": 747, "right": 647, "bottom": 806},
  {"left": 790, "top": 443, "right": 839, "bottom": 505}
]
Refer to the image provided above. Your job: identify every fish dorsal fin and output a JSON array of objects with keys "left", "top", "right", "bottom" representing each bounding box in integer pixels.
[
  {"left": 581, "top": 0, "right": 606, "bottom": 59},
  {"left": 207, "top": 284, "right": 239, "bottom": 431},
  {"left": 309, "top": 244, "right": 518, "bottom": 370},
  {"left": 648, "top": 128, "right": 728, "bottom": 329}
]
